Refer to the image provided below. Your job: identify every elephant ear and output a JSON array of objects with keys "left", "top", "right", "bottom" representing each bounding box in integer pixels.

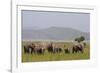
[{"left": 78, "top": 43, "right": 83, "bottom": 48}]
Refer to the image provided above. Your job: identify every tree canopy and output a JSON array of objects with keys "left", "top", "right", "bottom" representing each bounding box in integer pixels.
[{"left": 74, "top": 36, "right": 85, "bottom": 43}]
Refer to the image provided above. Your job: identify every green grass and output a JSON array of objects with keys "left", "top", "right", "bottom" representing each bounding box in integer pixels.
[{"left": 22, "top": 41, "right": 90, "bottom": 62}]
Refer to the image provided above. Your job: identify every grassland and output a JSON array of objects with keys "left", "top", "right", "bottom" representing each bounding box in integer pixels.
[{"left": 22, "top": 41, "right": 90, "bottom": 62}]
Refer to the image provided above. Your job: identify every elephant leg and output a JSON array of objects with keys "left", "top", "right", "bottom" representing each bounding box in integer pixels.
[
  {"left": 72, "top": 48, "right": 75, "bottom": 53},
  {"left": 31, "top": 49, "right": 33, "bottom": 54},
  {"left": 81, "top": 49, "right": 84, "bottom": 53}
]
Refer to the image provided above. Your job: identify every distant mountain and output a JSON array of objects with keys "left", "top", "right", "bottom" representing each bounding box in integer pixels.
[{"left": 22, "top": 27, "right": 90, "bottom": 41}]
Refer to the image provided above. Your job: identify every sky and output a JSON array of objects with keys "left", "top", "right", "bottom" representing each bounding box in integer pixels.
[{"left": 22, "top": 10, "right": 90, "bottom": 32}]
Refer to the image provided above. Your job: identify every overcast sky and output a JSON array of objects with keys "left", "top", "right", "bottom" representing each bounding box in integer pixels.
[{"left": 22, "top": 10, "right": 90, "bottom": 32}]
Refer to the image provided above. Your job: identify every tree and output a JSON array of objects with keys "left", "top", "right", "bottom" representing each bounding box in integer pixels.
[
  {"left": 74, "top": 36, "right": 85, "bottom": 43},
  {"left": 80, "top": 36, "right": 85, "bottom": 42},
  {"left": 75, "top": 38, "right": 80, "bottom": 43}
]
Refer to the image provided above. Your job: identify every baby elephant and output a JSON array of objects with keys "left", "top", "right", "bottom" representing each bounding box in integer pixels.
[{"left": 64, "top": 48, "right": 70, "bottom": 54}]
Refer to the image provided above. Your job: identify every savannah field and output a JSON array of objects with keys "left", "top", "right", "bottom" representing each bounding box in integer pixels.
[{"left": 22, "top": 41, "right": 90, "bottom": 62}]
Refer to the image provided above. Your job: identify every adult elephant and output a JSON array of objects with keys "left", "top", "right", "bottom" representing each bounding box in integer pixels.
[
  {"left": 72, "top": 44, "right": 84, "bottom": 53},
  {"left": 24, "top": 43, "right": 35, "bottom": 54},
  {"left": 46, "top": 43, "right": 54, "bottom": 53},
  {"left": 33, "top": 44, "right": 45, "bottom": 54},
  {"left": 34, "top": 47, "right": 44, "bottom": 54},
  {"left": 46, "top": 43, "right": 63, "bottom": 53}
]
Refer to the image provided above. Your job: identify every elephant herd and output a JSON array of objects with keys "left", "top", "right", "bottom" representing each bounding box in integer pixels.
[{"left": 23, "top": 43, "right": 84, "bottom": 55}]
